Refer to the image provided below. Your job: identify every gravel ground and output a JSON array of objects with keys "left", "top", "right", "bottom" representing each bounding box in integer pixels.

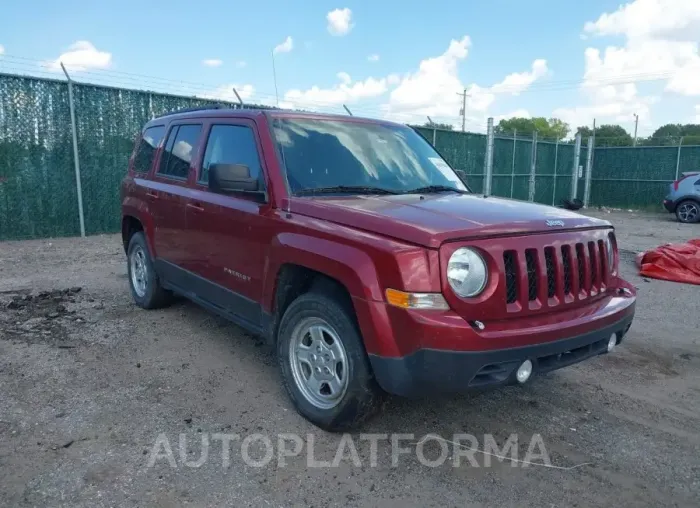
[{"left": 1, "top": 209, "right": 699, "bottom": 507}]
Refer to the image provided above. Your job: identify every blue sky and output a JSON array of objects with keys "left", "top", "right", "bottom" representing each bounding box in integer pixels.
[{"left": 1, "top": 0, "right": 699, "bottom": 138}]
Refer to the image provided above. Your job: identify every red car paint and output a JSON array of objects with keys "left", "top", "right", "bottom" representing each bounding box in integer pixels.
[{"left": 121, "top": 109, "right": 636, "bottom": 393}]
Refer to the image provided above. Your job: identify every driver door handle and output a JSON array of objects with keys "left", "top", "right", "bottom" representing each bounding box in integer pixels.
[{"left": 186, "top": 202, "right": 204, "bottom": 212}]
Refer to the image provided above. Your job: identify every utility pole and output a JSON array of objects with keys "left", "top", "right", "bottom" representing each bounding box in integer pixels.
[
  {"left": 457, "top": 89, "right": 468, "bottom": 132},
  {"left": 633, "top": 113, "right": 639, "bottom": 146}
]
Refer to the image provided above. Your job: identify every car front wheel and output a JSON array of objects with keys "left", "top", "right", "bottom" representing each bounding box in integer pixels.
[
  {"left": 277, "top": 291, "right": 382, "bottom": 431},
  {"left": 675, "top": 200, "right": 700, "bottom": 223}
]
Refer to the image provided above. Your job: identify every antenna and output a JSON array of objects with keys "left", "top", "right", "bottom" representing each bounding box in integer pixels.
[
  {"left": 271, "top": 50, "right": 280, "bottom": 106},
  {"left": 343, "top": 104, "right": 353, "bottom": 116},
  {"left": 232, "top": 87, "right": 244, "bottom": 108}
]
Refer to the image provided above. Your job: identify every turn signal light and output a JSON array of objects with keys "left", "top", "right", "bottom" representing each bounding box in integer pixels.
[{"left": 385, "top": 288, "right": 449, "bottom": 310}]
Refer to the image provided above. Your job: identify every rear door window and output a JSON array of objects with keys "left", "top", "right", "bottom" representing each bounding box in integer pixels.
[
  {"left": 158, "top": 124, "right": 202, "bottom": 179},
  {"left": 199, "top": 125, "right": 263, "bottom": 185},
  {"left": 133, "top": 126, "right": 165, "bottom": 173}
]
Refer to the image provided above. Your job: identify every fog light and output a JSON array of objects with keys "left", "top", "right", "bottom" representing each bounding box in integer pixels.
[
  {"left": 607, "top": 333, "right": 618, "bottom": 352},
  {"left": 516, "top": 360, "right": 533, "bottom": 383}
]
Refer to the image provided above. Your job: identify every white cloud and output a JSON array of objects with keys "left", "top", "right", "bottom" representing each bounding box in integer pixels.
[
  {"left": 202, "top": 83, "right": 256, "bottom": 103},
  {"left": 202, "top": 59, "right": 223, "bottom": 67},
  {"left": 336, "top": 71, "right": 352, "bottom": 85},
  {"left": 367, "top": 54, "right": 380, "bottom": 62},
  {"left": 327, "top": 8, "right": 353, "bottom": 36},
  {"left": 583, "top": 0, "right": 700, "bottom": 41},
  {"left": 0, "top": 44, "right": 4, "bottom": 55},
  {"left": 47, "top": 40, "right": 111, "bottom": 72},
  {"left": 381, "top": 36, "right": 544, "bottom": 127},
  {"left": 490, "top": 59, "right": 548, "bottom": 95},
  {"left": 273, "top": 36, "right": 293, "bottom": 55},
  {"left": 694, "top": 105, "right": 700, "bottom": 123},
  {"left": 283, "top": 75, "right": 388, "bottom": 109},
  {"left": 386, "top": 73, "right": 400, "bottom": 85},
  {"left": 555, "top": 0, "right": 700, "bottom": 128},
  {"left": 382, "top": 36, "right": 472, "bottom": 125}
]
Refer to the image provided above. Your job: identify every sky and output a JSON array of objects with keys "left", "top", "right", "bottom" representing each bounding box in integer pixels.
[{"left": 1, "top": 0, "right": 699, "bottom": 138}]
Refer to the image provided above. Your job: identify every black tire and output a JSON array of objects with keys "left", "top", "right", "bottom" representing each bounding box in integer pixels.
[
  {"left": 126, "top": 232, "right": 172, "bottom": 309},
  {"left": 675, "top": 200, "right": 700, "bottom": 223},
  {"left": 277, "top": 291, "right": 383, "bottom": 431}
]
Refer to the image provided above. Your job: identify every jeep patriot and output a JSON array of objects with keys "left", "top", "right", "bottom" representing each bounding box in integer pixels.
[{"left": 121, "top": 108, "right": 636, "bottom": 430}]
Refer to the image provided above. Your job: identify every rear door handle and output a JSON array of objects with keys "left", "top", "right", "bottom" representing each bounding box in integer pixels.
[{"left": 186, "top": 202, "right": 204, "bottom": 212}]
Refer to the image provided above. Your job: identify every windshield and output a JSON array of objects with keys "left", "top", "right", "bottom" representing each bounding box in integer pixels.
[{"left": 272, "top": 118, "right": 469, "bottom": 195}]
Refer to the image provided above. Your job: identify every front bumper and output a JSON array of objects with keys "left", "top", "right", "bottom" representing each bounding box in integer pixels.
[{"left": 368, "top": 309, "right": 634, "bottom": 397}]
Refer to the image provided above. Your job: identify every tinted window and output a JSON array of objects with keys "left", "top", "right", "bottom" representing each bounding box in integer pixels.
[
  {"left": 200, "top": 125, "right": 263, "bottom": 184},
  {"left": 133, "top": 126, "right": 165, "bottom": 173},
  {"left": 272, "top": 119, "right": 467, "bottom": 194},
  {"left": 158, "top": 124, "right": 202, "bottom": 179}
]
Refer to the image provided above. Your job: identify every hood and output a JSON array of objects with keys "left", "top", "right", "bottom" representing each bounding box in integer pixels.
[{"left": 289, "top": 193, "right": 611, "bottom": 248}]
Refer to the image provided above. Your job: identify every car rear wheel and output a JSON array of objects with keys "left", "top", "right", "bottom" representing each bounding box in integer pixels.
[
  {"left": 675, "top": 200, "right": 700, "bottom": 223},
  {"left": 127, "top": 232, "right": 173, "bottom": 309},
  {"left": 277, "top": 291, "right": 382, "bottom": 431}
]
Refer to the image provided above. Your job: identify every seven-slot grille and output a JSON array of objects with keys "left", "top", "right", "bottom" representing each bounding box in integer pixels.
[{"left": 502, "top": 240, "right": 607, "bottom": 311}]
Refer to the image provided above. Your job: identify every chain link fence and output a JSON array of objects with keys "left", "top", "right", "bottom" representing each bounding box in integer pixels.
[{"left": 2, "top": 72, "right": 700, "bottom": 241}]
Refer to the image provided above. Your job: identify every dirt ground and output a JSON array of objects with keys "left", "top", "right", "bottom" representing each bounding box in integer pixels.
[{"left": 1, "top": 209, "right": 699, "bottom": 507}]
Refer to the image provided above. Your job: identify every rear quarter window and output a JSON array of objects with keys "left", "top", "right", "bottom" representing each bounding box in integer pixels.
[{"left": 133, "top": 126, "right": 165, "bottom": 173}]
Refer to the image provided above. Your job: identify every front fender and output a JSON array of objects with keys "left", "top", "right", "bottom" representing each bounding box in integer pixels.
[{"left": 263, "top": 232, "right": 383, "bottom": 307}]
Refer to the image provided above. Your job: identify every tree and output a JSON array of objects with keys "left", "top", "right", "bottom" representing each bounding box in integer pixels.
[
  {"left": 576, "top": 124, "right": 633, "bottom": 147},
  {"left": 494, "top": 117, "right": 570, "bottom": 140},
  {"left": 422, "top": 121, "right": 453, "bottom": 131}
]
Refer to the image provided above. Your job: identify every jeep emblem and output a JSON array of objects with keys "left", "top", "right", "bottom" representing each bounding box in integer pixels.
[{"left": 546, "top": 220, "right": 565, "bottom": 227}]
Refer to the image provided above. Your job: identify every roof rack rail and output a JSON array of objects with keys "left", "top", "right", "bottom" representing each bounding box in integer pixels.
[{"left": 154, "top": 103, "right": 236, "bottom": 119}]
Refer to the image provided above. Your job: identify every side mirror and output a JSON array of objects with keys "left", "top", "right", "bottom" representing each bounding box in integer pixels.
[{"left": 209, "top": 163, "right": 259, "bottom": 193}]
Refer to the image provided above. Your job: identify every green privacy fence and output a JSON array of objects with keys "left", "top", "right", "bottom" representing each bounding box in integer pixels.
[
  {"left": 0, "top": 73, "right": 241, "bottom": 240},
  {"left": 2, "top": 72, "right": 699, "bottom": 241}
]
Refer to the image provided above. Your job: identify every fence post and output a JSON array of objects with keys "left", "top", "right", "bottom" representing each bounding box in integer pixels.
[
  {"left": 675, "top": 136, "right": 684, "bottom": 180},
  {"left": 60, "top": 63, "right": 86, "bottom": 238},
  {"left": 510, "top": 129, "right": 516, "bottom": 198},
  {"left": 583, "top": 136, "right": 594, "bottom": 208},
  {"left": 552, "top": 139, "right": 559, "bottom": 205},
  {"left": 528, "top": 131, "right": 537, "bottom": 202},
  {"left": 432, "top": 127, "right": 437, "bottom": 146},
  {"left": 571, "top": 133, "right": 582, "bottom": 200},
  {"left": 484, "top": 117, "right": 494, "bottom": 196}
]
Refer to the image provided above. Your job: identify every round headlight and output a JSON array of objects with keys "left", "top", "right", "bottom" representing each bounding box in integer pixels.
[
  {"left": 447, "top": 248, "right": 488, "bottom": 297},
  {"left": 605, "top": 235, "right": 615, "bottom": 273}
]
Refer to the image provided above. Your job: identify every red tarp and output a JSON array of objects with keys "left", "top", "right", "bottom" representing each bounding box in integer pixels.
[{"left": 636, "top": 239, "right": 700, "bottom": 285}]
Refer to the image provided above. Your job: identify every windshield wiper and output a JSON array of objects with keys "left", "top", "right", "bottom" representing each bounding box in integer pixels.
[
  {"left": 403, "top": 185, "right": 468, "bottom": 195},
  {"left": 295, "top": 185, "right": 399, "bottom": 196}
]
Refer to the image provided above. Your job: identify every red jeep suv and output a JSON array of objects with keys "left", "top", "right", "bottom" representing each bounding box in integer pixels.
[{"left": 121, "top": 108, "right": 636, "bottom": 430}]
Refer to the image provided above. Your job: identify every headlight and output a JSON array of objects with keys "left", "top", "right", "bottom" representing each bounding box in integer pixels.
[
  {"left": 605, "top": 235, "right": 616, "bottom": 273},
  {"left": 447, "top": 248, "right": 488, "bottom": 297}
]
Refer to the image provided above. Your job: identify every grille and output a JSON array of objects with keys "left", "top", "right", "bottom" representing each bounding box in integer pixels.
[
  {"left": 588, "top": 242, "right": 598, "bottom": 288},
  {"left": 562, "top": 246, "right": 572, "bottom": 295},
  {"left": 576, "top": 243, "right": 586, "bottom": 291},
  {"left": 494, "top": 233, "right": 609, "bottom": 314},
  {"left": 598, "top": 240, "right": 606, "bottom": 276},
  {"left": 545, "top": 247, "right": 556, "bottom": 298},
  {"left": 503, "top": 251, "right": 518, "bottom": 304},
  {"left": 525, "top": 249, "right": 538, "bottom": 301}
]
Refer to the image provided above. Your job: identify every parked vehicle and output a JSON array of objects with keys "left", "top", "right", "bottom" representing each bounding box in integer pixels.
[
  {"left": 664, "top": 171, "right": 700, "bottom": 223},
  {"left": 121, "top": 108, "right": 636, "bottom": 430}
]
